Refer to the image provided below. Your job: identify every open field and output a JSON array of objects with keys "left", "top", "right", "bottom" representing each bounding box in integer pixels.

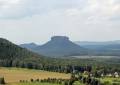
[
  {"left": 9, "top": 82, "right": 61, "bottom": 85},
  {"left": 11, "top": 82, "right": 85, "bottom": 85},
  {"left": 0, "top": 67, "right": 70, "bottom": 84}
]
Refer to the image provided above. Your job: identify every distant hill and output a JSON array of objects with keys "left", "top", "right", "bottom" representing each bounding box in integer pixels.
[
  {"left": 20, "top": 43, "right": 38, "bottom": 50},
  {"left": 75, "top": 41, "right": 120, "bottom": 56},
  {"left": 0, "top": 38, "right": 45, "bottom": 67},
  {"left": 91, "top": 44, "right": 120, "bottom": 56},
  {"left": 74, "top": 40, "right": 120, "bottom": 49},
  {"left": 21, "top": 36, "right": 88, "bottom": 57}
]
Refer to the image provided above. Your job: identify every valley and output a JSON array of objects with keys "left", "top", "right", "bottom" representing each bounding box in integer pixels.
[
  {"left": 0, "top": 0, "right": 120, "bottom": 84},
  {"left": 0, "top": 37, "right": 120, "bottom": 85}
]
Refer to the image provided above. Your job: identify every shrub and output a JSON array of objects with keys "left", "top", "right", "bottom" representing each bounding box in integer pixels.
[
  {"left": 30, "top": 78, "right": 34, "bottom": 82},
  {"left": 0, "top": 77, "right": 5, "bottom": 84},
  {"left": 103, "top": 81, "right": 111, "bottom": 85},
  {"left": 112, "top": 82, "right": 120, "bottom": 85},
  {"left": 35, "top": 79, "right": 39, "bottom": 82}
]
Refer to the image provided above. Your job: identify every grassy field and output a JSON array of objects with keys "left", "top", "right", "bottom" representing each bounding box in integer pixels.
[
  {"left": 100, "top": 77, "right": 120, "bottom": 84},
  {"left": 9, "top": 82, "right": 61, "bottom": 85},
  {"left": 0, "top": 67, "right": 70, "bottom": 85},
  {"left": 9, "top": 81, "right": 85, "bottom": 85},
  {"left": 9, "top": 82, "right": 85, "bottom": 85}
]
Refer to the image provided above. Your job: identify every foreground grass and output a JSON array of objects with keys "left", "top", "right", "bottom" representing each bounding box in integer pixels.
[
  {"left": 0, "top": 67, "right": 70, "bottom": 84},
  {"left": 73, "top": 81, "right": 85, "bottom": 85}
]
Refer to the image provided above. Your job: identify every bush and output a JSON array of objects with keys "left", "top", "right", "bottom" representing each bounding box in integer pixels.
[
  {"left": 35, "top": 79, "right": 39, "bottom": 82},
  {"left": 112, "top": 82, "right": 120, "bottom": 85},
  {"left": 0, "top": 77, "right": 5, "bottom": 84},
  {"left": 64, "top": 80, "right": 68, "bottom": 85},
  {"left": 30, "top": 78, "right": 34, "bottom": 82},
  {"left": 103, "top": 81, "right": 111, "bottom": 85}
]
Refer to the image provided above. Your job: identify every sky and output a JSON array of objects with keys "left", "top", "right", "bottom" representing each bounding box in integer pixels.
[{"left": 0, "top": 0, "right": 120, "bottom": 44}]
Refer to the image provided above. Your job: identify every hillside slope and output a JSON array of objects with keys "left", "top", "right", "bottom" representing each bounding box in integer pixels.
[
  {"left": 0, "top": 38, "right": 44, "bottom": 67},
  {"left": 20, "top": 43, "right": 38, "bottom": 50}
]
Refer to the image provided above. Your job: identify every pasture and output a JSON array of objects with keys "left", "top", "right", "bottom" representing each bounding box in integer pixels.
[
  {"left": 0, "top": 67, "right": 70, "bottom": 84},
  {"left": 9, "top": 82, "right": 61, "bottom": 85}
]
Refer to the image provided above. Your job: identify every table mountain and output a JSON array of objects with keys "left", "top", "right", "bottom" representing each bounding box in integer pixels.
[
  {"left": 23, "top": 36, "right": 88, "bottom": 57},
  {"left": 20, "top": 43, "right": 38, "bottom": 50}
]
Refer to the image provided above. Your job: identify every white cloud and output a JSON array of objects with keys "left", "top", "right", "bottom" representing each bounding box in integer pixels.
[
  {"left": 0, "top": 0, "right": 119, "bottom": 21},
  {"left": 0, "top": 0, "right": 120, "bottom": 44}
]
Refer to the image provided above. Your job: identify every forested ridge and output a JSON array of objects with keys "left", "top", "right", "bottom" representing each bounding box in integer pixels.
[{"left": 0, "top": 38, "right": 45, "bottom": 68}]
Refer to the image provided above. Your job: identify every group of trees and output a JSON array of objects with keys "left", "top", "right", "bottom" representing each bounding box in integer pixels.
[
  {"left": 79, "top": 76, "right": 100, "bottom": 85},
  {"left": 69, "top": 73, "right": 101, "bottom": 85},
  {"left": 0, "top": 57, "right": 93, "bottom": 74},
  {"left": 20, "top": 78, "right": 67, "bottom": 85},
  {"left": 19, "top": 73, "right": 101, "bottom": 85}
]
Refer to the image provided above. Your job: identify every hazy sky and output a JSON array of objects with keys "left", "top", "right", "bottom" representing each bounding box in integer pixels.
[{"left": 0, "top": 0, "right": 120, "bottom": 44}]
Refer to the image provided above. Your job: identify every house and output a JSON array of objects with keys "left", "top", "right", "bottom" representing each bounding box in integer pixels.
[{"left": 114, "top": 72, "right": 119, "bottom": 78}]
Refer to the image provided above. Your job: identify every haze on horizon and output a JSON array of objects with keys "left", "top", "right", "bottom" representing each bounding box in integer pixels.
[{"left": 0, "top": 0, "right": 120, "bottom": 44}]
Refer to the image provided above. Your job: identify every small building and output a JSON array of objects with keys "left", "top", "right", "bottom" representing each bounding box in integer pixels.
[
  {"left": 114, "top": 72, "right": 119, "bottom": 78},
  {"left": 107, "top": 73, "right": 112, "bottom": 77},
  {"left": 101, "top": 73, "right": 104, "bottom": 77}
]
